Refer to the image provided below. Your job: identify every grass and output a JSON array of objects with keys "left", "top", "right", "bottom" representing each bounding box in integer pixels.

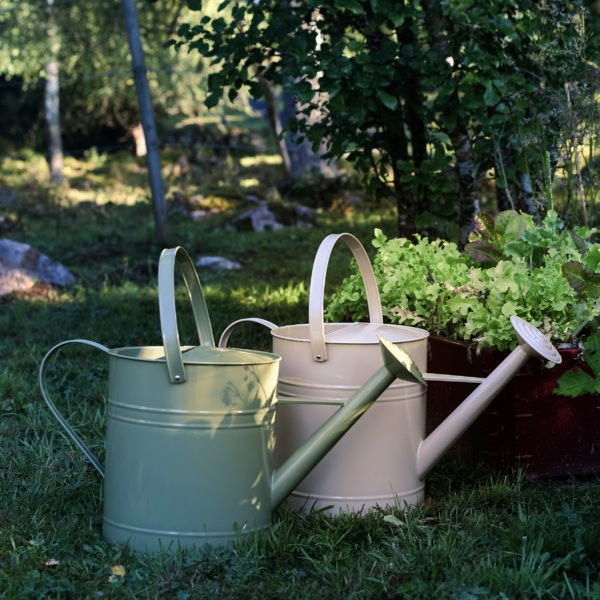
[{"left": 1, "top": 148, "right": 600, "bottom": 598}]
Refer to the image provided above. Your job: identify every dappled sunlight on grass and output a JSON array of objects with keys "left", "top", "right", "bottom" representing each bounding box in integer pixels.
[{"left": 239, "top": 155, "right": 283, "bottom": 167}]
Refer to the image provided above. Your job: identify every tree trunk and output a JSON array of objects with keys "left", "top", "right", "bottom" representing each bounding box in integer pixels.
[
  {"left": 422, "top": 0, "right": 478, "bottom": 245},
  {"left": 281, "top": 88, "right": 338, "bottom": 178},
  {"left": 121, "top": 0, "right": 168, "bottom": 245},
  {"left": 257, "top": 74, "right": 292, "bottom": 178},
  {"left": 45, "top": 0, "right": 64, "bottom": 185},
  {"left": 450, "top": 125, "right": 479, "bottom": 246}
]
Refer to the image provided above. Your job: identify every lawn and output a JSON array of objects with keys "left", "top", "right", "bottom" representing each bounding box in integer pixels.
[{"left": 1, "top": 150, "right": 599, "bottom": 599}]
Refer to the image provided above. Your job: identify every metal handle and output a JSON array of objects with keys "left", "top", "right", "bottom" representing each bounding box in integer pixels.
[
  {"left": 38, "top": 339, "right": 109, "bottom": 478},
  {"left": 309, "top": 233, "right": 383, "bottom": 362},
  {"left": 218, "top": 317, "right": 278, "bottom": 348},
  {"left": 158, "top": 246, "right": 215, "bottom": 384}
]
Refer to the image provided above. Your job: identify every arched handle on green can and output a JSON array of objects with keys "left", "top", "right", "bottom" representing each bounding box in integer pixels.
[
  {"left": 38, "top": 339, "right": 109, "bottom": 478},
  {"left": 158, "top": 246, "right": 215, "bottom": 384}
]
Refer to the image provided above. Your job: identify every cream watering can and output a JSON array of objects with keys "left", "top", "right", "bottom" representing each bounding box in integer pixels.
[
  {"left": 39, "top": 247, "right": 421, "bottom": 552},
  {"left": 219, "top": 233, "right": 563, "bottom": 513}
]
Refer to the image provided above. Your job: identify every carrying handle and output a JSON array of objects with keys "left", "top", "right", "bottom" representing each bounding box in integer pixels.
[
  {"left": 159, "top": 246, "right": 215, "bottom": 384},
  {"left": 218, "top": 317, "right": 278, "bottom": 348},
  {"left": 309, "top": 233, "right": 383, "bottom": 362},
  {"left": 38, "top": 339, "right": 109, "bottom": 478}
]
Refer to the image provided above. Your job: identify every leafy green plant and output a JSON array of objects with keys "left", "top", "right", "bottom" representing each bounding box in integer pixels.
[
  {"left": 326, "top": 211, "right": 600, "bottom": 352},
  {"left": 555, "top": 331, "right": 600, "bottom": 397}
]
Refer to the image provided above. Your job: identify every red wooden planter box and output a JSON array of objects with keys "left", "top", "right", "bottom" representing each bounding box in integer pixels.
[{"left": 426, "top": 337, "right": 600, "bottom": 478}]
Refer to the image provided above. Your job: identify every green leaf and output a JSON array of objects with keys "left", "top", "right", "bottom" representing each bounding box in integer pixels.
[
  {"left": 555, "top": 369, "right": 598, "bottom": 397},
  {"left": 204, "top": 92, "right": 220, "bottom": 108},
  {"left": 383, "top": 514, "right": 405, "bottom": 527},
  {"left": 376, "top": 89, "right": 398, "bottom": 110},
  {"left": 483, "top": 81, "right": 501, "bottom": 106},
  {"left": 388, "top": 13, "right": 405, "bottom": 28},
  {"left": 340, "top": 0, "right": 365, "bottom": 15},
  {"left": 582, "top": 245, "right": 600, "bottom": 270},
  {"left": 583, "top": 331, "right": 600, "bottom": 375}
]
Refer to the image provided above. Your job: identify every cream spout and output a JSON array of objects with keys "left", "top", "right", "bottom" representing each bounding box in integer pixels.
[
  {"left": 416, "top": 345, "right": 529, "bottom": 479},
  {"left": 416, "top": 316, "right": 562, "bottom": 480}
]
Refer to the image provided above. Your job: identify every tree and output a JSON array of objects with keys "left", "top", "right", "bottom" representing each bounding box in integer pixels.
[
  {"left": 0, "top": 0, "right": 204, "bottom": 243},
  {"left": 0, "top": 0, "right": 208, "bottom": 152},
  {"left": 175, "top": 0, "right": 597, "bottom": 241},
  {"left": 45, "top": 0, "right": 64, "bottom": 184},
  {"left": 122, "top": 0, "right": 168, "bottom": 244}
]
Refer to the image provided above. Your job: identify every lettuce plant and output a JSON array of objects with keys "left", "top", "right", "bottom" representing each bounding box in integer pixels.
[{"left": 326, "top": 211, "right": 600, "bottom": 353}]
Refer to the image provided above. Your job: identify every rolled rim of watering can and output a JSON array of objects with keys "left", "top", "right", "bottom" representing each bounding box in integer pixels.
[
  {"left": 272, "top": 322, "right": 429, "bottom": 345},
  {"left": 510, "top": 315, "right": 562, "bottom": 364},
  {"left": 308, "top": 233, "right": 383, "bottom": 362},
  {"left": 158, "top": 246, "right": 216, "bottom": 384}
]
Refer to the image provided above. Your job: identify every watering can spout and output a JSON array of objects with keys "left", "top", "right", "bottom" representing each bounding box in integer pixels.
[
  {"left": 270, "top": 337, "right": 425, "bottom": 508},
  {"left": 415, "top": 316, "right": 562, "bottom": 480}
]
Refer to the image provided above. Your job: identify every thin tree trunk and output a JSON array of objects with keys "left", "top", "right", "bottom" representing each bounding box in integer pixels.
[
  {"left": 257, "top": 73, "right": 292, "bottom": 177},
  {"left": 45, "top": 0, "right": 64, "bottom": 184},
  {"left": 121, "top": 0, "right": 168, "bottom": 245},
  {"left": 451, "top": 125, "right": 479, "bottom": 246}
]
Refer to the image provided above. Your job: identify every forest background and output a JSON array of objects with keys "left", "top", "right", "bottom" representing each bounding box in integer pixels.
[{"left": 1, "top": 0, "right": 600, "bottom": 245}]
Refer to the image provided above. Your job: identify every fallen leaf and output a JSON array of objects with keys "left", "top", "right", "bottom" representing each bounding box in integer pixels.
[{"left": 108, "top": 564, "right": 126, "bottom": 582}]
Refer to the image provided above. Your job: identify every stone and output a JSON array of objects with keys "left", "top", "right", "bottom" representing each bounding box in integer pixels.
[
  {"left": 230, "top": 202, "right": 315, "bottom": 232},
  {"left": 196, "top": 256, "right": 242, "bottom": 271},
  {"left": 0, "top": 238, "right": 76, "bottom": 296}
]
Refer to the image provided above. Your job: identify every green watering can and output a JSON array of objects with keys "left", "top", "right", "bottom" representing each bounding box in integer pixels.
[{"left": 39, "top": 246, "right": 420, "bottom": 552}]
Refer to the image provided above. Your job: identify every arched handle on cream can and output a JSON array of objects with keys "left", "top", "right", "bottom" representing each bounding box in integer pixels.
[{"left": 309, "top": 232, "right": 383, "bottom": 362}]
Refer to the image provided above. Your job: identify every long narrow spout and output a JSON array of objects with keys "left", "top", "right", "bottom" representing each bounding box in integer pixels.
[
  {"left": 416, "top": 317, "right": 562, "bottom": 480},
  {"left": 416, "top": 345, "right": 529, "bottom": 479},
  {"left": 271, "top": 337, "right": 424, "bottom": 509}
]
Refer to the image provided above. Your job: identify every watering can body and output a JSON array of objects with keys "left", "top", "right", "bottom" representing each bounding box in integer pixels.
[
  {"left": 273, "top": 322, "right": 429, "bottom": 511},
  {"left": 102, "top": 344, "right": 280, "bottom": 549},
  {"left": 40, "top": 247, "right": 416, "bottom": 551}
]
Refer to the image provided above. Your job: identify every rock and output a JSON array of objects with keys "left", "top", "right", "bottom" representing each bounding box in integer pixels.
[
  {"left": 233, "top": 204, "right": 284, "bottom": 232},
  {"left": 230, "top": 202, "right": 315, "bottom": 232},
  {"left": 0, "top": 267, "right": 37, "bottom": 295},
  {"left": 0, "top": 239, "right": 76, "bottom": 296},
  {"left": 196, "top": 256, "right": 242, "bottom": 271}
]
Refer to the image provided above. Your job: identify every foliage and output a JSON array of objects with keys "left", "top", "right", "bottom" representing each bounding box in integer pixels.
[
  {"left": 327, "top": 211, "right": 600, "bottom": 351},
  {"left": 174, "top": 0, "right": 598, "bottom": 239},
  {"left": 0, "top": 0, "right": 211, "bottom": 148},
  {"left": 555, "top": 331, "right": 600, "bottom": 397}
]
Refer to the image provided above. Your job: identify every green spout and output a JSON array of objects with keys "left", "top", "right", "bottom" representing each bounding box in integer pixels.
[{"left": 270, "top": 336, "right": 425, "bottom": 508}]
